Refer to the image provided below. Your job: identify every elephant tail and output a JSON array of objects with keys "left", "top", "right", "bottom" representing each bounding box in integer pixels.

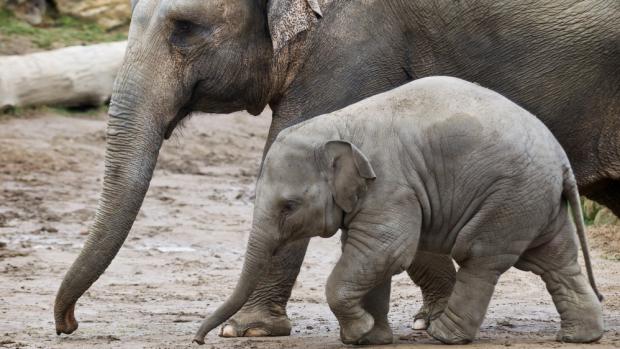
[{"left": 563, "top": 168, "right": 604, "bottom": 302}]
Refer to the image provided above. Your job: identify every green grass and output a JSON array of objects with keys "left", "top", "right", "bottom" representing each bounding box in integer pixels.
[{"left": 0, "top": 9, "right": 127, "bottom": 49}]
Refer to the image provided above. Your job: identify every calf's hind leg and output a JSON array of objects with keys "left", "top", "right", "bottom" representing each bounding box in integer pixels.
[
  {"left": 427, "top": 198, "right": 530, "bottom": 344},
  {"left": 408, "top": 252, "right": 455, "bottom": 330},
  {"left": 515, "top": 216, "right": 603, "bottom": 343},
  {"left": 426, "top": 255, "right": 515, "bottom": 344}
]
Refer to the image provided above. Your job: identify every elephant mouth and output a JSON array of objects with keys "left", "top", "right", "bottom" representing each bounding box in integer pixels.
[{"left": 164, "top": 107, "right": 191, "bottom": 139}]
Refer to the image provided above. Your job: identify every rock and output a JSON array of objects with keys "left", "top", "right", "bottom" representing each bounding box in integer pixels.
[
  {"left": 582, "top": 199, "right": 601, "bottom": 222},
  {"left": 594, "top": 208, "right": 620, "bottom": 226},
  {"left": 3, "top": 0, "right": 47, "bottom": 25},
  {"left": 54, "top": 0, "right": 131, "bottom": 30}
]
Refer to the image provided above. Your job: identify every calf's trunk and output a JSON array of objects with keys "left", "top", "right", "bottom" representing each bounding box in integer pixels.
[{"left": 193, "top": 229, "right": 276, "bottom": 344}]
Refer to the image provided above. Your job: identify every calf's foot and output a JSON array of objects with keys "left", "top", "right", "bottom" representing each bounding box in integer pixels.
[
  {"left": 557, "top": 321, "right": 603, "bottom": 344},
  {"left": 339, "top": 312, "right": 375, "bottom": 345},
  {"left": 427, "top": 312, "right": 472, "bottom": 345},
  {"left": 356, "top": 321, "right": 393, "bottom": 345},
  {"left": 413, "top": 296, "right": 449, "bottom": 330}
]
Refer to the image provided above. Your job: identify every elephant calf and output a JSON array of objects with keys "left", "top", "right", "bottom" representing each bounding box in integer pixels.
[{"left": 194, "top": 76, "right": 604, "bottom": 345}]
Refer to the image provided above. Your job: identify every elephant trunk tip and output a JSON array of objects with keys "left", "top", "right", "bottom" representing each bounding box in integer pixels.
[
  {"left": 54, "top": 301, "right": 78, "bottom": 335},
  {"left": 193, "top": 322, "right": 213, "bottom": 345},
  {"left": 192, "top": 337, "right": 206, "bottom": 345}
]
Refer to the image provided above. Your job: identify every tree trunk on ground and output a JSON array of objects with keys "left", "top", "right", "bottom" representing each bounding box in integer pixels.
[{"left": 0, "top": 41, "right": 127, "bottom": 110}]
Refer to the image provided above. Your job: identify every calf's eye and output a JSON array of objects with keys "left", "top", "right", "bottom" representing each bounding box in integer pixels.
[{"left": 281, "top": 200, "right": 299, "bottom": 215}]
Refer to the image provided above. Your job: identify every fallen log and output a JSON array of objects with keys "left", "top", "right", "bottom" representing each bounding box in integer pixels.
[{"left": 0, "top": 41, "right": 127, "bottom": 111}]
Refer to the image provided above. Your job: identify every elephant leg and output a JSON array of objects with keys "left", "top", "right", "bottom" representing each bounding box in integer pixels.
[
  {"left": 220, "top": 238, "right": 309, "bottom": 337},
  {"left": 407, "top": 251, "right": 455, "bottom": 330},
  {"left": 326, "top": 239, "right": 411, "bottom": 345},
  {"left": 358, "top": 280, "right": 394, "bottom": 345},
  {"left": 337, "top": 229, "right": 393, "bottom": 344},
  {"left": 515, "top": 218, "right": 603, "bottom": 343},
  {"left": 426, "top": 263, "right": 504, "bottom": 344},
  {"left": 427, "top": 224, "right": 519, "bottom": 345}
]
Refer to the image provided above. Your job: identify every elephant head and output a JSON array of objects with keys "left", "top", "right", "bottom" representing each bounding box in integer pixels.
[
  {"left": 54, "top": 0, "right": 324, "bottom": 335},
  {"left": 193, "top": 130, "right": 376, "bottom": 344}
]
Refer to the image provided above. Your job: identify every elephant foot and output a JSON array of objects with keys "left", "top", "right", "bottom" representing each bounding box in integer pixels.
[
  {"left": 556, "top": 319, "right": 603, "bottom": 343},
  {"left": 427, "top": 313, "right": 472, "bottom": 345},
  {"left": 356, "top": 321, "right": 393, "bottom": 345},
  {"left": 339, "top": 312, "right": 375, "bottom": 345},
  {"left": 413, "top": 296, "right": 449, "bottom": 330},
  {"left": 219, "top": 306, "right": 291, "bottom": 337},
  {"left": 557, "top": 329, "right": 603, "bottom": 344},
  {"left": 55, "top": 303, "right": 79, "bottom": 335}
]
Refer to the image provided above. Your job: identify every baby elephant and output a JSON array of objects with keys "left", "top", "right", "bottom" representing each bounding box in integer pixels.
[{"left": 194, "top": 76, "right": 603, "bottom": 345}]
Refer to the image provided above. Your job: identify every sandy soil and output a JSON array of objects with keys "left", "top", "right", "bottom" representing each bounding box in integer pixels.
[{"left": 1, "top": 111, "right": 620, "bottom": 349}]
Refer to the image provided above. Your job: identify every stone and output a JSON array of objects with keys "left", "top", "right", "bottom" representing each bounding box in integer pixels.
[
  {"left": 54, "top": 0, "right": 131, "bottom": 30},
  {"left": 594, "top": 208, "right": 620, "bottom": 226},
  {"left": 3, "top": 0, "right": 47, "bottom": 25},
  {"left": 582, "top": 199, "right": 601, "bottom": 222}
]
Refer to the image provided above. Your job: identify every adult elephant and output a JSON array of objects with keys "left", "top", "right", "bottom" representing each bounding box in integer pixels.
[{"left": 55, "top": 0, "right": 620, "bottom": 340}]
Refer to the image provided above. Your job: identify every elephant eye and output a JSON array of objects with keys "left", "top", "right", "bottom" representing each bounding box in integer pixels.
[
  {"left": 174, "top": 20, "right": 195, "bottom": 35},
  {"left": 281, "top": 200, "right": 299, "bottom": 215},
  {"left": 170, "top": 19, "right": 209, "bottom": 48}
]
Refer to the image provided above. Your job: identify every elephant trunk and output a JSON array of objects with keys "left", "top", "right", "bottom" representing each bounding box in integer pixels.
[
  {"left": 193, "top": 227, "right": 277, "bottom": 344},
  {"left": 54, "top": 100, "right": 164, "bottom": 335}
]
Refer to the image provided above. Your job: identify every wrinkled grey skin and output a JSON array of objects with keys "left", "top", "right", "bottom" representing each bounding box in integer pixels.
[
  {"left": 55, "top": 0, "right": 619, "bottom": 338},
  {"left": 195, "top": 77, "right": 604, "bottom": 345}
]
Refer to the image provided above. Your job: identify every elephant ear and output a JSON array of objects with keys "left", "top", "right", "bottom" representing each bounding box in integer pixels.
[
  {"left": 130, "top": 0, "right": 138, "bottom": 12},
  {"left": 267, "top": 0, "right": 323, "bottom": 53},
  {"left": 321, "top": 140, "right": 376, "bottom": 213}
]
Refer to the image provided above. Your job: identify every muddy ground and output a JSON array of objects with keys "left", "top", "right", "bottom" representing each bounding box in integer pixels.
[{"left": 1, "top": 110, "right": 620, "bottom": 349}]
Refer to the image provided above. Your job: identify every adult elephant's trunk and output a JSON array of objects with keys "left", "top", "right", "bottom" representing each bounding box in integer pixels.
[
  {"left": 54, "top": 99, "right": 164, "bottom": 334},
  {"left": 193, "top": 227, "right": 277, "bottom": 344}
]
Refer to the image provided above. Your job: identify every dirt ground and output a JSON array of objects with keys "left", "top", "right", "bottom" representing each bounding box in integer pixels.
[{"left": 1, "top": 110, "right": 620, "bottom": 349}]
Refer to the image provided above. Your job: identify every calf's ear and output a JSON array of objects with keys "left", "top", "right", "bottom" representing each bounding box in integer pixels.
[
  {"left": 319, "top": 140, "right": 376, "bottom": 213},
  {"left": 267, "top": 0, "right": 323, "bottom": 53}
]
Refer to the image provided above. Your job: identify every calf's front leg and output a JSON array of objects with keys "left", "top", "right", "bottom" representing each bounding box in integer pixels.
[
  {"left": 358, "top": 280, "right": 394, "bottom": 344},
  {"left": 327, "top": 204, "right": 421, "bottom": 344}
]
